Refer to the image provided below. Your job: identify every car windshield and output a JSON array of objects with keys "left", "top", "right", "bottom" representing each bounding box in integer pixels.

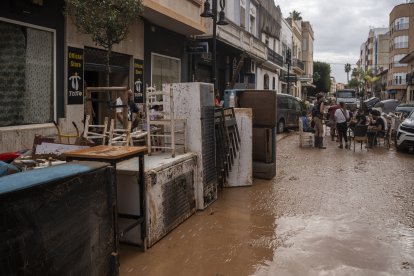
[
  {"left": 337, "top": 91, "right": 354, "bottom": 98},
  {"left": 410, "top": 111, "right": 414, "bottom": 118}
]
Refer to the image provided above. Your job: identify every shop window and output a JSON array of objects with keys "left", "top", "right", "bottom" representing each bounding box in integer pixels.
[
  {"left": 151, "top": 53, "right": 181, "bottom": 90},
  {"left": 0, "top": 20, "right": 54, "bottom": 127}
]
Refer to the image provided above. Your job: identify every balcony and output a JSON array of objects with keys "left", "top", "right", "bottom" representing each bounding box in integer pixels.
[
  {"left": 394, "top": 23, "right": 409, "bottom": 31},
  {"left": 394, "top": 42, "right": 408, "bottom": 49},
  {"left": 298, "top": 75, "right": 313, "bottom": 82},
  {"left": 292, "top": 58, "right": 305, "bottom": 72},
  {"left": 267, "top": 48, "right": 284, "bottom": 67}
]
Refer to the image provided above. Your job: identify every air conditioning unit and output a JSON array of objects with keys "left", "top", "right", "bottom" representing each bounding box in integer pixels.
[{"left": 244, "top": 59, "right": 256, "bottom": 74}]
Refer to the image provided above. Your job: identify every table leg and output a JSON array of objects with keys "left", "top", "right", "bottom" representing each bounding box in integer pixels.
[{"left": 138, "top": 155, "right": 147, "bottom": 251}]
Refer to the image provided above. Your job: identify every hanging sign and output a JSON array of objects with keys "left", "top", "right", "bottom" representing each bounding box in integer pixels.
[
  {"left": 67, "top": 47, "right": 84, "bottom": 105},
  {"left": 133, "top": 59, "right": 144, "bottom": 103}
]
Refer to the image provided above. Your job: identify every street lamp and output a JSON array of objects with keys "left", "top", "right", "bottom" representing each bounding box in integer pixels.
[
  {"left": 286, "top": 48, "right": 291, "bottom": 94},
  {"left": 201, "top": 0, "right": 228, "bottom": 92}
]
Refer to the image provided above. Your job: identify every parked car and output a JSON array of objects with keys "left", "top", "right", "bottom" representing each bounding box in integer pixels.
[
  {"left": 395, "top": 110, "right": 414, "bottom": 151},
  {"left": 394, "top": 102, "right": 414, "bottom": 118},
  {"left": 276, "top": 93, "right": 304, "bottom": 133},
  {"left": 373, "top": 99, "right": 399, "bottom": 114}
]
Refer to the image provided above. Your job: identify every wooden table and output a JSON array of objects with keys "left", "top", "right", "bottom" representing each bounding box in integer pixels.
[{"left": 63, "top": 145, "right": 148, "bottom": 250}]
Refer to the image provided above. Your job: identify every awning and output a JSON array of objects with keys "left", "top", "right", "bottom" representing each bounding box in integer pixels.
[
  {"left": 301, "top": 82, "right": 316, "bottom": 88},
  {"left": 386, "top": 90, "right": 397, "bottom": 94}
]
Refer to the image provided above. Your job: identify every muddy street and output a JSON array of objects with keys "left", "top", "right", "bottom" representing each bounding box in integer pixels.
[{"left": 120, "top": 133, "right": 414, "bottom": 276}]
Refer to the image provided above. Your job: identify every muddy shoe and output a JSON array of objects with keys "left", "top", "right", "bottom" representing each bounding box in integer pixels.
[
  {"left": 345, "top": 144, "right": 349, "bottom": 149},
  {"left": 338, "top": 144, "right": 343, "bottom": 149}
]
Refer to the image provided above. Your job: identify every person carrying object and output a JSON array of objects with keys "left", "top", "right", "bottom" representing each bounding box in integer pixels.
[
  {"left": 334, "top": 102, "right": 350, "bottom": 149},
  {"left": 312, "top": 93, "right": 326, "bottom": 149},
  {"left": 367, "top": 110, "right": 386, "bottom": 148},
  {"left": 300, "top": 111, "right": 315, "bottom": 133}
]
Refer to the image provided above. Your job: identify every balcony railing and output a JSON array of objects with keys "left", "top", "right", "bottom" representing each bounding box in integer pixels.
[
  {"left": 292, "top": 58, "right": 305, "bottom": 71},
  {"left": 389, "top": 79, "right": 407, "bottom": 86},
  {"left": 267, "top": 48, "right": 284, "bottom": 67},
  {"left": 394, "top": 23, "right": 409, "bottom": 31},
  {"left": 394, "top": 42, "right": 408, "bottom": 49}
]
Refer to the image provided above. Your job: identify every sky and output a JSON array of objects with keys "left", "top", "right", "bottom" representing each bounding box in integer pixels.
[{"left": 276, "top": 0, "right": 409, "bottom": 84}]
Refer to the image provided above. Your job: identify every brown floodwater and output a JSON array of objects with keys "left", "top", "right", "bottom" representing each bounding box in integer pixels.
[{"left": 120, "top": 133, "right": 414, "bottom": 276}]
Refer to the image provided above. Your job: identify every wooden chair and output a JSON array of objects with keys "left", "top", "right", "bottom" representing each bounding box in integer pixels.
[
  {"left": 53, "top": 121, "right": 79, "bottom": 144},
  {"left": 83, "top": 115, "right": 109, "bottom": 145},
  {"left": 299, "top": 118, "right": 314, "bottom": 147},
  {"left": 108, "top": 119, "right": 131, "bottom": 146},
  {"left": 146, "top": 85, "right": 187, "bottom": 157},
  {"left": 353, "top": 125, "right": 368, "bottom": 152}
]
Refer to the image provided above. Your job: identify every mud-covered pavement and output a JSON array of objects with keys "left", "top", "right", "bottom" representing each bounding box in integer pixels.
[{"left": 120, "top": 132, "right": 414, "bottom": 276}]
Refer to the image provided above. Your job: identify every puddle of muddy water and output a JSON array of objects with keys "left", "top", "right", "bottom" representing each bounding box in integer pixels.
[{"left": 251, "top": 214, "right": 414, "bottom": 276}]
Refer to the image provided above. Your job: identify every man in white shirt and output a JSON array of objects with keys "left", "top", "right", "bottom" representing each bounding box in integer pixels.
[{"left": 334, "top": 102, "right": 350, "bottom": 149}]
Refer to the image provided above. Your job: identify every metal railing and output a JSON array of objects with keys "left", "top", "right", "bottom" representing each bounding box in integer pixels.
[
  {"left": 292, "top": 58, "right": 305, "bottom": 71},
  {"left": 394, "top": 42, "right": 408, "bottom": 49},
  {"left": 394, "top": 23, "right": 409, "bottom": 31},
  {"left": 267, "top": 48, "right": 284, "bottom": 67}
]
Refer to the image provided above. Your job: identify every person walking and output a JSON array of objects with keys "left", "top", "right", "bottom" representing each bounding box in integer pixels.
[
  {"left": 312, "top": 93, "right": 326, "bottom": 149},
  {"left": 334, "top": 102, "right": 350, "bottom": 149},
  {"left": 327, "top": 100, "right": 340, "bottom": 141}
]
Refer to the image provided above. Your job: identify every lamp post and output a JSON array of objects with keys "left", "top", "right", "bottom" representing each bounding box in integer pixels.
[
  {"left": 286, "top": 48, "right": 291, "bottom": 94},
  {"left": 201, "top": 0, "right": 228, "bottom": 92}
]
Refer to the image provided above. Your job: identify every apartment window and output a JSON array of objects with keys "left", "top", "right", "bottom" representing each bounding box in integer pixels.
[
  {"left": 282, "top": 44, "right": 287, "bottom": 62},
  {"left": 151, "top": 53, "right": 181, "bottom": 91},
  {"left": 410, "top": 90, "right": 414, "bottom": 102},
  {"left": 264, "top": 74, "right": 269, "bottom": 89},
  {"left": 265, "top": 35, "right": 269, "bottom": 46},
  {"left": 0, "top": 20, "right": 55, "bottom": 127},
  {"left": 302, "top": 38, "right": 307, "bottom": 51},
  {"left": 272, "top": 77, "right": 275, "bottom": 90},
  {"left": 249, "top": 5, "right": 256, "bottom": 35},
  {"left": 394, "top": 17, "right": 409, "bottom": 31},
  {"left": 394, "top": 36, "right": 408, "bottom": 49},
  {"left": 393, "top": 73, "right": 406, "bottom": 85},
  {"left": 393, "top": 54, "right": 407, "bottom": 67},
  {"left": 240, "top": 0, "right": 246, "bottom": 29},
  {"left": 250, "top": 15, "right": 256, "bottom": 35}
]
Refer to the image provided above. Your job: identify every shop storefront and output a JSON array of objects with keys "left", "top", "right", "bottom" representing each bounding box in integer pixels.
[{"left": 143, "top": 22, "right": 188, "bottom": 92}]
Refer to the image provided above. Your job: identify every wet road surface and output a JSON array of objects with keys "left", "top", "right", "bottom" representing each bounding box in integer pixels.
[{"left": 120, "top": 132, "right": 414, "bottom": 276}]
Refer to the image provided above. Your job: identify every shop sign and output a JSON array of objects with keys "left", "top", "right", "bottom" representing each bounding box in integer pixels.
[
  {"left": 133, "top": 59, "right": 144, "bottom": 103},
  {"left": 186, "top": 42, "right": 209, "bottom": 54},
  {"left": 67, "top": 47, "right": 84, "bottom": 105}
]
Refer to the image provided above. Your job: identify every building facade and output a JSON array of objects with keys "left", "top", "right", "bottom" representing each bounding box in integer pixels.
[
  {"left": 300, "top": 21, "right": 315, "bottom": 99},
  {"left": 388, "top": 1, "right": 414, "bottom": 101}
]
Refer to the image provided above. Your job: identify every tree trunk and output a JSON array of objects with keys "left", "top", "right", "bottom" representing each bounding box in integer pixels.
[{"left": 106, "top": 46, "right": 112, "bottom": 87}]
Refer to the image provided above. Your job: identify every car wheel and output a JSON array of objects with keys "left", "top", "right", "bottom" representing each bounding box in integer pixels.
[{"left": 277, "top": 120, "right": 285, "bottom": 133}]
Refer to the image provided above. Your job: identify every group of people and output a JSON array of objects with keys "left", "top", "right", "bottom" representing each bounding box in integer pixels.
[{"left": 301, "top": 93, "right": 388, "bottom": 149}]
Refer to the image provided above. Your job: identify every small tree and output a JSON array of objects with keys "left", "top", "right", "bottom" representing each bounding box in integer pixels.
[
  {"left": 65, "top": 0, "right": 144, "bottom": 86},
  {"left": 344, "top": 63, "right": 351, "bottom": 83},
  {"left": 313, "top": 61, "right": 331, "bottom": 93},
  {"left": 290, "top": 10, "right": 302, "bottom": 20},
  {"left": 364, "top": 69, "right": 379, "bottom": 96}
]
